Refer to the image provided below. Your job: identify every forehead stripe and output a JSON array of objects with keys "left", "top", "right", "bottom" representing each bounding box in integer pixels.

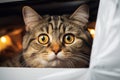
[
  {"left": 57, "top": 16, "right": 62, "bottom": 29},
  {"left": 49, "top": 16, "right": 62, "bottom": 29},
  {"left": 50, "top": 16, "right": 55, "bottom": 29}
]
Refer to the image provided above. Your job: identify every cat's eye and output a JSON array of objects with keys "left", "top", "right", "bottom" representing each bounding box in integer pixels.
[
  {"left": 63, "top": 34, "right": 75, "bottom": 44},
  {"left": 38, "top": 34, "right": 49, "bottom": 45}
]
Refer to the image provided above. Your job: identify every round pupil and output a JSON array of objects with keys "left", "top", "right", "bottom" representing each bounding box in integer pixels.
[
  {"left": 64, "top": 34, "right": 74, "bottom": 44},
  {"left": 66, "top": 35, "right": 71, "bottom": 41}
]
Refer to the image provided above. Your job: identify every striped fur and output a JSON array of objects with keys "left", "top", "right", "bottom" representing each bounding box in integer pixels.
[{"left": 0, "top": 4, "right": 92, "bottom": 68}]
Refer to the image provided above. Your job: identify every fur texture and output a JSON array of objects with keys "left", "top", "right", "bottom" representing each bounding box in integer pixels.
[{"left": 0, "top": 4, "right": 92, "bottom": 68}]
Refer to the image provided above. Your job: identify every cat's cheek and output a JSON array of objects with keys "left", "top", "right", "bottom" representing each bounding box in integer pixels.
[
  {"left": 57, "top": 51, "right": 65, "bottom": 59},
  {"left": 39, "top": 59, "right": 48, "bottom": 66},
  {"left": 31, "top": 55, "right": 49, "bottom": 67},
  {"left": 47, "top": 52, "right": 56, "bottom": 61},
  {"left": 23, "top": 46, "right": 38, "bottom": 57},
  {"left": 24, "top": 57, "right": 41, "bottom": 67}
]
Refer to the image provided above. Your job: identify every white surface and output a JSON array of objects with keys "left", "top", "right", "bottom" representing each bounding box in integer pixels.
[
  {"left": 0, "top": 0, "right": 120, "bottom": 80},
  {"left": 90, "top": 0, "right": 120, "bottom": 79},
  {"left": 0, "top": 68, "right": 88, "bottom": 80},
  {"left": 39, "top": 68, "right": 89, "bottom": 80}
]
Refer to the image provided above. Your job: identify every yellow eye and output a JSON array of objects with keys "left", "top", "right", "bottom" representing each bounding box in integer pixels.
[
  {"left": 38, "top": 34, "right": 49, "bottom": 45},
  {"left": 63, "top": 34, "right": 75, "bottom": 44}
]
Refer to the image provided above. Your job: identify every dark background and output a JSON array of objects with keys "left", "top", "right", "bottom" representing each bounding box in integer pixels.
[{"left": 0, "top": 0, "right": 99, "bottom": 30}]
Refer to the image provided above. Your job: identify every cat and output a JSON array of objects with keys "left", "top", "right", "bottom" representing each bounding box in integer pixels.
[{"left": 0, "top": 4, "right": 92, "bottom": 68}]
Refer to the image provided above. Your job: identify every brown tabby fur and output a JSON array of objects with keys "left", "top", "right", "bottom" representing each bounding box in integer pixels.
[{"left": 0, "top": 4, "right": 92, "bottom": 68}]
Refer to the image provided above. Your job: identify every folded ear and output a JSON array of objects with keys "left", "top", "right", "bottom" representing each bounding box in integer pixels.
[
  {"left": 70, "top": 4, "right": 89, "bottom": 27},
  {"left": 22, "top": 6, "right": 42, "bottom": 31}
]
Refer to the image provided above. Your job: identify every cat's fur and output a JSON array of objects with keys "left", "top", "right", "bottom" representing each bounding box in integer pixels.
[{"left": 0, "top": 4, "right": 92, "bottom": 68}]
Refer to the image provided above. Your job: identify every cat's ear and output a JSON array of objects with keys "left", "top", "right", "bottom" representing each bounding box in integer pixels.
[
  {"left": 22, "top": 6, "right": 42, "bottom": 31},
  {"left": 70, "top": 4, "right": 89, "bottom": 27}
]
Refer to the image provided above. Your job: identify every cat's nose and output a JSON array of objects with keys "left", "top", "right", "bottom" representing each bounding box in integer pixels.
[
  {"left": 53, "top": 48, "right": 61, "bottom": 55},
  {"left": 51, "top": 43, "right": 61, "bottom": 55}
]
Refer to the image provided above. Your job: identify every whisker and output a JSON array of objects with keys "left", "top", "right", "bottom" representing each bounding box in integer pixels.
[{"left": 73, "top": 54, "right": 90, "bottom": 61}]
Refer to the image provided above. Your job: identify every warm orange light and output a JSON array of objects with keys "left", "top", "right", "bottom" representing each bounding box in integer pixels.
[
  {"left": 0, "top": 36, "right": 7, "bottom": 43},
  {"left": 0, "top": 35, "right": 12, "bottom": 51},
  {"left": 10, "top": 28, "right": 22, "bottom": 35},
  {"left": 88, "top": 28, "right": 95, "bottom": 38},
  {"left": 0, "top": 28, "right": 23, "bottom": 52}
]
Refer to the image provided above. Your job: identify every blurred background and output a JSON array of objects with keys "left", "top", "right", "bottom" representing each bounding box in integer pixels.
[{"left": 0, "top": 0, "right": 99, "bottom": 63}]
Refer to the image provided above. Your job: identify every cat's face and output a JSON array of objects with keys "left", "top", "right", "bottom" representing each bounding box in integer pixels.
[{"left": 22, "top": 4, "right": 92, "bottom": 68}]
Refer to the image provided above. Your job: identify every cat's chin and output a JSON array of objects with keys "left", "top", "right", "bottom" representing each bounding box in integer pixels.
[{"left": 48, "top": 58, "right": 62, "bottom": 67}]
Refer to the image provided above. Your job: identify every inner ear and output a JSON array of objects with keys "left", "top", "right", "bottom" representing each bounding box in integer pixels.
[
  {"left": 22, "top": 6, "right": 42, "bottom": 31},
  {"left": 70, "top": 4, "right": 89, "bottom": 27}
]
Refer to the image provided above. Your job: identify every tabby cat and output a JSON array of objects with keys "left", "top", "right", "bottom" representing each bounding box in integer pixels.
[{"left": 0, "top": 4, "right": 92, "bottom": 68}]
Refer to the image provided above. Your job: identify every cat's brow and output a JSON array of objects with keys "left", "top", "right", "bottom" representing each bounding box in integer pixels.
[
  {"left": 57, "top": 16, "right": 62, "bottom": 29},
  {"left": 49, "top": 16, "right": 62, "bottom": 30},
  {"left": 49, "top": 16, "right": 55, "bottom": 29},
  {"left": 48, "top": 23, "right": 53, "bottom": 34}
]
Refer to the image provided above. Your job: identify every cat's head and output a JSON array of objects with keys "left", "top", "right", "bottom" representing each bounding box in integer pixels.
[{"left": 22, "top": 4, "right": 92, "bottom": 68}]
